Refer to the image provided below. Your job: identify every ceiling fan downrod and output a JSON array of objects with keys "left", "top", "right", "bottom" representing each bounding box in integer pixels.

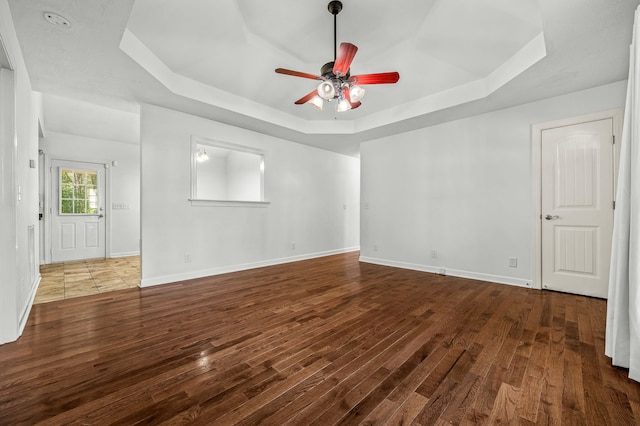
[{"left": 328, "top": 0, "right": 343, "bottom": 61}]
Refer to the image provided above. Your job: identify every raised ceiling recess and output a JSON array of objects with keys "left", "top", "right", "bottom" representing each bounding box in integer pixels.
[{"left": 120, "top": 0, "right": 545, "bottom": 135}]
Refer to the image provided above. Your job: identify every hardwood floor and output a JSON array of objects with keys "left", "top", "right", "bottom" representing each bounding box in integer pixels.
[
  {"left": 1, "top": 252, "right": 638, "bottom": 425},
  {"left": 35, "top": 256, "right": 140, "bottom": 303}
]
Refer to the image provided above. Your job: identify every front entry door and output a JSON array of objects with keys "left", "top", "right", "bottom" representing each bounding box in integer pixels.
[
  {"left": 541, "top": 118, "right": 614, "bottom": 298},
  {"left": 51, "top": 160, "right": 106, "bottom": 262}
]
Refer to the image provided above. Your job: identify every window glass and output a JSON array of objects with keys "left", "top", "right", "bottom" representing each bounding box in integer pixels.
[{"left": 60, "top": 169, "right": 99, "bottom": 214}]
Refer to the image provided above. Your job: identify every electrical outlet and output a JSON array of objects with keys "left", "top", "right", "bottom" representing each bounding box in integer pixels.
[
  {"left": 509, "top": 257, "right": 518, "bottom": 268},
  {"left": 184, "top": 253, "right": 192, "bottom": 263},
  {"left": 431, "top": 249, "right": 438, "bottom": 259},
  {"left": 438, "top": 268, "right": 446, "bottom": 275},
  {"left": 373, "top": 244, "right": 378, "bottom": 252},
  {"left": 291, "top": 242, "right": 296, "bottom": 250}
]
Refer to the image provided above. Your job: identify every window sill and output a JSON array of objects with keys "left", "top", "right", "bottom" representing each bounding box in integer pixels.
[{"left": 188, "top": 199, "right": 270, "bottom": 207}]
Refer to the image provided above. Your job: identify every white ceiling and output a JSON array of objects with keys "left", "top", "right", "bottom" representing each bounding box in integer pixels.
[
  {"left": 6, "top": 0, "right": 639, "bottom": 156},
  {"left": 42, "top": 94, "right": 140, "bottom": 145}
]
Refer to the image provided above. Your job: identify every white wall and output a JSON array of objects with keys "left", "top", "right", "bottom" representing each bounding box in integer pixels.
[
  {"left": 360, "top": 81, "right": 627, "bottom": 287},
  {"left": 0, "top": 0, "right": 42, "bottom": 345},
  {"left": 40, "top": 131, "right": 140, "bottom": 258},
  {"left": 140, "top": 104, "right": 360, "bottom": 286}
]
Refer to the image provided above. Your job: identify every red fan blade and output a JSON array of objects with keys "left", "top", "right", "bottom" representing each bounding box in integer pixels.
[
  {"left": 333, "top": 43, "right": 358, "bottom": 77},
  {"left": 351, "top": 72, "right": 400, "bottom": 85},
  {"left": 294, "top": 90, "right": 319, "bottom": 105},
  {"left": 350, "top": 101, "right": 362, "bottom": 109},
  {"left": 275, "top": 68, "right": 322, "bottom": 80}
]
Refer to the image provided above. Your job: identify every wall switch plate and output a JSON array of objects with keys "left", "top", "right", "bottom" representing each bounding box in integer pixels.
[
  {"left": 291, "top": 242, "right": 296, "bottom": 250},
  {"left": 431, "top": 249, "right": 438, "bottom": 259},
  {"left": 509, "top": 257, "right": 518, "bottom": 268},
  {"left": 373, "top": 244, "right": 378, "bottom": 252},
  {"left": 184, "top": 253, "right": 192, "bottom": 263}
]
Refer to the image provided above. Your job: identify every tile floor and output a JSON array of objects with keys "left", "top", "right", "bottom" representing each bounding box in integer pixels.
[{"left": 35, "top": 256, "right": 140, "bottom": 304}]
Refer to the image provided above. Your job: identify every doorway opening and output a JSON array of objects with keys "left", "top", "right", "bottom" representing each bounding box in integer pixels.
[{"left": 38, "top": 153, "right": 140, "bottom": 303}]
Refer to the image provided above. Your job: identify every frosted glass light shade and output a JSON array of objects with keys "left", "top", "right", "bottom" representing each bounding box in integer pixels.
[
  {"left": 336, "top": 98, "right": 352, "bottom": 112},
  {"left": 318, "top": 81, "right": 336, "bottom": 100},
  {"left": 308, "top": 95, "right": 324, "bottom": 110},
  {"left": 349, "top": 85, "right": 365, "bottom": 102}
]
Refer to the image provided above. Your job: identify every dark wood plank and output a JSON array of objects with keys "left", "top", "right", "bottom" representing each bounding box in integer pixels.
[{"left": 0, "top": 252, "right": 638, "bottom": 425}]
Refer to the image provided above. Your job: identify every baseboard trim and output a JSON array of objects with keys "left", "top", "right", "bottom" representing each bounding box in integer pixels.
[
  {"left": 358, "top": 256, "right": 532, "bottom": 289},
  {"left": 110, "top": 251, "right": 140, "bottom": 258},
  {"left": 18, "top": 274, "right": 41, "bottom": 337},
  {"left": 140, "top": 247, "right": 360, "bottom": 287}
]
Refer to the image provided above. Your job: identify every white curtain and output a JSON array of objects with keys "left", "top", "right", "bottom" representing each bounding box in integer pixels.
[{"left": 605, "top": 5, "right": 640, "bottom": 383}]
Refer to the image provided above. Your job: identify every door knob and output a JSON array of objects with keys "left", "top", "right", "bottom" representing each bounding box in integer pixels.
[
  {"left": 98, "top": 214, "right": 104, "bottom": 219},
  {"left": 544, "top": 215, "right": 559, "bottom": 220}
]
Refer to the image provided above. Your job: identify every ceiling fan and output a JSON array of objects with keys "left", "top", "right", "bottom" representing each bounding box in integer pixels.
[{"left": 275, "top": 0, "right": 400, "bottom": 112}]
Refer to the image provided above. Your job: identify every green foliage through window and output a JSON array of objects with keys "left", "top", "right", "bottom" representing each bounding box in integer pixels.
[{"left": 60, "top": 169, "right": 99, "bottom": 214}]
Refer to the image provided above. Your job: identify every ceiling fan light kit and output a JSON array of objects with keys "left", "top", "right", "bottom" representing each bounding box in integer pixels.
[
  {"left": 308, "top": 95, "right": 324, "bottom": 110},
  {"left": 349, "top": 85, "right": 365, "bottom": 102},
  {"left": 318, "top": 80, "right": 336, "bottom": 100},
  {"left": 275, "top": 0, "right": 400, "bottom": 113}
]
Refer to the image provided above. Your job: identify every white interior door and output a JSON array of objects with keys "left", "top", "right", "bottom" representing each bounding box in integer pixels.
[
  {"left": 51, "top": 160, "right": 106, "bottom": 262},
  {"left": 541, "top": 118, "right": 614, "bottom": 298}
]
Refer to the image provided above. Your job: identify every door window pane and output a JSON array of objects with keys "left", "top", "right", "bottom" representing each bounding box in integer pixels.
[{"left": 60, "top": 169, "right": 99, "bottom": 215}]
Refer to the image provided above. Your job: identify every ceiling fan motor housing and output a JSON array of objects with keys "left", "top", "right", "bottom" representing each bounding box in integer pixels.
[
  {"left": 320, "top": 61, "right": 335, "bottom": 77},
  {"left": 321, "top": 61, "right": 349, "bottom": 79}
]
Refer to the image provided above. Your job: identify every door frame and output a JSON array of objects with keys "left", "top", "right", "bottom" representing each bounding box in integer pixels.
[
  {"left": 531, "top": 109, "right": 623, "bottom": 291},
  {"left": 43, "top": 157, "right": 112, "bottom": 264}
]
